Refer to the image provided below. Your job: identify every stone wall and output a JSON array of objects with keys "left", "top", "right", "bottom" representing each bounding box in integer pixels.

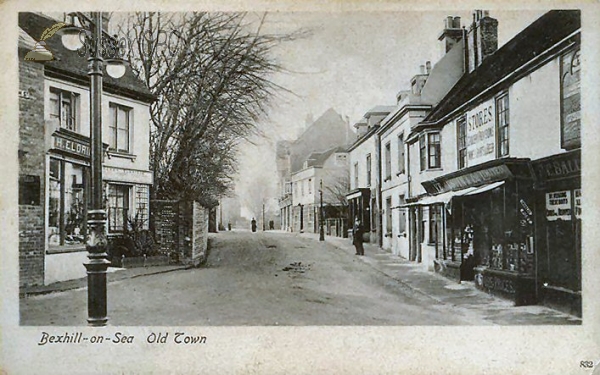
[{"left": 18, "top": 48, "right": 46, "bottom": 288}]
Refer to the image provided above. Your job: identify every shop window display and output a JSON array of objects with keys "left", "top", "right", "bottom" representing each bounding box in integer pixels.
[{"left": 48, "top": 158, "right": 87, "bottom": 247}]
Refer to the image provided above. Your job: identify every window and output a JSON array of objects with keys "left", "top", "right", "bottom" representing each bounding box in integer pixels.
[
  {"left": 47, "top": 158, "right": 88, "bottom": 247},
  {"left": 135, "top": 185, "right": 149, "bottom": 229},
  {"left": 428, "top": 133, "right": 441, "bottom": 168},
  {"left": 397, "top": 133, "right": 405, "bottom": 174},
  {"left": 398, "top": 195, "right": 406, "bottom": 234},
  {"left": 308, "top": 179, "right": 312, "bottom": 194},
  {"left": 108, "top": 184, "right": 130, "bottom": 233},
  {"left": 457, "top": 116, "right": 467, "bottom": 169},
  {"left": 384, "top": 142, "right": 391, "bottom": 179},
  {"left": 354, "top": 162, "right": 359, "bottom": 189},
  {"left": 419, "top": 135, "right": 426, "bottom": 171},
  {"left": 109, "top": 103, "right": 132, "bottom": 153},
  {"left": 420, "top": 132, "right": 441, "bottom": 170},
  {"left": 496, "top": 94, "right": 509, "bottom": 157},
  {"left": 366, "top": 154, "right": 372, "bottom": 187},
  {"left": 49, "top": 88, "right": 79, "bottom": 131},
  {"left": 386, "top": 197, "right": 392, "bottom": 234},
  {"left": 429, "top": 204, "right": 442, "bottom": 244}
]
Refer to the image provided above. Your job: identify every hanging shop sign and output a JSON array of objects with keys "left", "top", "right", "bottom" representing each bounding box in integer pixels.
[
  {"left": 465, "top": 98, "right": 496, "bottom": 166},
  {"left": 574, "top": 188, "right": 581, "bottom": 219},
  {"left": 546, "top": 190, "right": 572, "bottom": 221},
  {"left": 560, "top": 47, "right": 581, "bottom": 150}
]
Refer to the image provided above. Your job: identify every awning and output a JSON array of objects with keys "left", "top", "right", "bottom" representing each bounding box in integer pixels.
[
  {"left": 462, "top": 181, "right": 505, "bottom": 196},
  {"left": 414, "top": 181, "right": 505, "bottom": 206}
]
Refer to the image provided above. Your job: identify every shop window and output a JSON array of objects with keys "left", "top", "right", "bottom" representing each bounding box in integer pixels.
[
  {"left": 398, "top": 133, "right": 405, "bottom": 174},
  {"left": 384, "top": 142, "right": 391, "bottom": 180},
  {"left": 49, "top": 87, "right": 79, "bottom": 132},
  {"left": 429, "top": 204, "right": 442, "bottom": 245},
  {"left": 47, "top": 158, "right": 87, "bottom": 247},
  {"left": 420, "top": 132, "right": 441, "bottom": 170},
  {"left": 457, "top": 116, "right": 467, "bottom": 169},
  {"left": 496, "top": 94, "right": 509, "bottom": 157},
  {"left": 108, "top": 184, "right": 130, "bottom": 233},
  {"left": 366, "top": 154, "right": 371, "bottom": 186},
  {"left": 109, "top": 103, "right": 132, "bottom": 153}
]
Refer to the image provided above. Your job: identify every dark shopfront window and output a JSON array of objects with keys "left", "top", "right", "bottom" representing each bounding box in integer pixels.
[
  {"left": 108, "top": 184, "right": 130, "bottom": 233},
  {"left": 48, "top": 158, "right": 88, "bottom": 247},
  {"left": 544, "top": 188, "right": 581, "bottom": 291},
  {"left": 444, "top": 182, "right": 535, "bottom": 276},
  {"left": 429, "top": 204, "right": 442, "bottom": 245}
]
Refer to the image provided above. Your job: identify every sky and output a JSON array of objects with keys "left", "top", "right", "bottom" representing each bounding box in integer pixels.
[{"left": 235, "top": 9, "right": 548, "bottom": 217}]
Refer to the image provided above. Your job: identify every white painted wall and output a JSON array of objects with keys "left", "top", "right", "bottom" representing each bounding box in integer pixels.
[{"left": 44, "top": 251, "right": 88, "bottom": 285}]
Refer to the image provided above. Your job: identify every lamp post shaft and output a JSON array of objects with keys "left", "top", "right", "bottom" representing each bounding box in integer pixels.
[
  {"left": 84, "top": 11, "right": 110, "bottom": 326},
  {"left": 319, "top": 179, "right": 324, "bottom": 241}
]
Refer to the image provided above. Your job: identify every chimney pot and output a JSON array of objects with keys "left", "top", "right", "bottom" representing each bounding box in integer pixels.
[{"left": 453, "top": 16, "right": 461, "bottom": 28}]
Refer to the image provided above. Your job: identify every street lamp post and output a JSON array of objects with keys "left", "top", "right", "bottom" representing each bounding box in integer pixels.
[
  {"left": 319, "top": 179, "right": 324, "bottom": 241},
  {"left": 59, "top": 12, "right": 127, "bottom": 326}
]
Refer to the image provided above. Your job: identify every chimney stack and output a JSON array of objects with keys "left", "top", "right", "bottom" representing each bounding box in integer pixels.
[
  {"left": 467, "top": 9, "right": 498, "bottom": 73},
  {"left": 438, "top": 14, "right": 464, "bottom": 57}
]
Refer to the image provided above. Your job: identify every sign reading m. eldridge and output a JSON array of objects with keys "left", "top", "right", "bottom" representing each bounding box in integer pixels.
[{"left": 466, "top": 99, "right": 496, "bottom": 166}]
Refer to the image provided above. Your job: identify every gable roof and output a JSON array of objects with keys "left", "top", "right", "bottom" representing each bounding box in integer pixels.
[
  {"left": 304, "top": 146, "right": 346, "bottom": 168},
  {"left": 423, "top": 10, "right": 580, "bottom": 124},
  {"left": 19, "top": 12, "right": 155, "bottom": 103}
]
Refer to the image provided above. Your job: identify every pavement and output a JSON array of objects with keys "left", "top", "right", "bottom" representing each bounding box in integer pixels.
[
  {"left": 298, "top": 231, "right": 582, "bottom": 325},
  {"left": 20, "top": 264, "right": 190, "bottom": 297}
]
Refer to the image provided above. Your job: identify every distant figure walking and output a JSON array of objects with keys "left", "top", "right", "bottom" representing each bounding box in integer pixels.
[
  {"left": 352, "top": 217, "right": 364, "bottom": 256},
  {"left": 269, "top": 220, "right": 274, "bottom": 230},
  {"left": 251, "top": 218, "right": 257, "bottom": 232},
  {"left": 228, "top": 221, "right": 232, "bottom": 231}
]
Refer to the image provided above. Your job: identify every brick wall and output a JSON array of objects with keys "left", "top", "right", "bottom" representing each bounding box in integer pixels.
[
  {"left": 18, "top": 48, "right": 46, "bottom": 287},
  {"left": 151, "top": 200, "right": 209, "bottom": 266}
]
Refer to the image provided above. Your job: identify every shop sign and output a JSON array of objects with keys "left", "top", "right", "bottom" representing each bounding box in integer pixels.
[
  {"left": 519, "top": 199, "right": 533, "bottom": 227},
  {"left": 574, "top": 188, "right": 581, "bottom": 219},
  {"left": 533, "top": 150, "right": 580, "bottom": 183},
  {"left": 431, "top": 164, "right": 511, "bottom": 193},
  {"left": 560, "top": 48, "right": 581, "bottom": 150},
  {"left": 53, "top": 134, "right": 90, "bottom": 158},
  {"left": 465, "top": 99, "right": 496, "bottom": 166},
  {"left": 546, "top": 190, "right": 572, "bottom": 221}
]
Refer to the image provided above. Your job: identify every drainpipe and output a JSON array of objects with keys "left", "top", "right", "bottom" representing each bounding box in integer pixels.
[{"left": 375, "top": 133, "right": 383, "bottom": 247}]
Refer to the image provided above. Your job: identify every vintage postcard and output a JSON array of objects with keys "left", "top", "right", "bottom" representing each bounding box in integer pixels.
[{"left": 1, "top": 0, "right": 599, "bottom": 374}]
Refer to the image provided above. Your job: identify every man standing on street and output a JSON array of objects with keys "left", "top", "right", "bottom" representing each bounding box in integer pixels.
[
  {"left": 251, "top": 218, "right": 257, "bottom": 232},
  {"left": 352, "top": 217, "right": 364, "bottom": 256}
]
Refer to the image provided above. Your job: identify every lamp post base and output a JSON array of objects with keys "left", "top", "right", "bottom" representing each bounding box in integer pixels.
[{"left": 84, "top": 257, "right": 111, "bottom": 326}]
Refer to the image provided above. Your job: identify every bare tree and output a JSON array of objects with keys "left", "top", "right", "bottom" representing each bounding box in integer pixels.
[
  {"left": 323, "top": 168, "right": 350, "bottom": 217},
  {"left": 118, "top": 12, "right": 304, "bottom": 207}
]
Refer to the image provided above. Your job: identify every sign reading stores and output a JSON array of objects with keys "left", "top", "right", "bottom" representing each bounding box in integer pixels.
[{"left": 465, "top": 99, "right": 496, "bottom": 166}]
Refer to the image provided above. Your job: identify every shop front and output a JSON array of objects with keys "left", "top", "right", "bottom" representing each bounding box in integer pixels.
[
  {"left": 531, "top": 149, "right": 581, "bottom": 316},
  {"left": 422, "top": 158, "right": 538, "bottom": 305},
  {"left": 346, "top": 188, "right": 371, "bottom": 242}
]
